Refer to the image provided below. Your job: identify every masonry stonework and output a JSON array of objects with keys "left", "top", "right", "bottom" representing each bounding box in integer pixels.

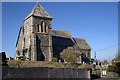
[{"left": 15, "top": 3, "right": 91, "bottom": 63}]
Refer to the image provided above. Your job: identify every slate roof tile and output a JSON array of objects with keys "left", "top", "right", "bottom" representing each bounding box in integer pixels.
[
  {"left": 73, "top": 38, "right": 91, "bottom": 50},
  {"left": 24, "top": 3, "right": 52, "bottom": 20}
]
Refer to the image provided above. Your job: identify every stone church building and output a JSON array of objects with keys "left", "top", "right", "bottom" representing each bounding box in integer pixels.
[{"left": 14, "top": 3, "right": 91, "bottom": 63}]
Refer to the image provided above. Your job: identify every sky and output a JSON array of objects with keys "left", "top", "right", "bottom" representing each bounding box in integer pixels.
[{"left": 2, "top": 2, "right": 118, "bottom": 61}]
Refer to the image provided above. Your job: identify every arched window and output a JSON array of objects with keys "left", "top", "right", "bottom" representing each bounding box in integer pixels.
[
  {"left": 41, "top": 21, "right": 44, "bottom": 33},
  {"left": 45, "top": 23, "right": 46, "bottom": 33},
  {"left": 37, "top": 24, "right": 39, "bottom": 32}
]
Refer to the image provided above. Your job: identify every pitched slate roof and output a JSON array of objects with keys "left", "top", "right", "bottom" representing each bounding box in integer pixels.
[
  {"left": 24, "top": 3, "right": 52, "bottom": 20},
  {"left": 52, "top": 30, "right": 91, "bottom": 49},
  {"left": 52, "top": 30, "right": 71, "bottom": 38},
  {"left": 73, "top": 38, "right": 91, "bottom": 50}
]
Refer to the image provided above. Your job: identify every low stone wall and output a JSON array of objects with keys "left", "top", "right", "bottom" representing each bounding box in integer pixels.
[{"left": 2, "top": 66, "right": 91, "bottom": 79}]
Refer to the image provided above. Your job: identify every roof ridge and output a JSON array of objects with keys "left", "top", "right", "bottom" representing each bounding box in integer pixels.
[
  {"left": 24, "top": 3, "right": 52, "bottom": 20},
  {"left": 52, "top": 30, "right": 70, "bottom": 33},
  {"left": 52, "top": 30, "right": 71, "bottom": 36},
  {"left": 32, "top": 3, "right": 39, "bottom": 15},
  {"left": 73, "top": 37, "right": 85, "bottom": 40}
]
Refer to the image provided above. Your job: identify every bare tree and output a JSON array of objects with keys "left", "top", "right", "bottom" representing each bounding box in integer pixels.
[{"left": 60, "top": 46, "right": 81, "bottom": 64}]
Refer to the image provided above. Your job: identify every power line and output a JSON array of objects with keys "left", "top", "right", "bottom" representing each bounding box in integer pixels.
[{"left": 91, "top": 44, "right": 118, "bottom": 52}]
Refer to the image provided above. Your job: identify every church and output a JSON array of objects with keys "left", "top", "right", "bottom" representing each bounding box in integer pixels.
[{"left": 14, "top": 3, "right": 91, "bottom": 63}]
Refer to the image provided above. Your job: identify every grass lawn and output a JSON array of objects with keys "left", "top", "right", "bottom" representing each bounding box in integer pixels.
[{"left": 7, "top": 60, "right": 91, "bottom": 69}]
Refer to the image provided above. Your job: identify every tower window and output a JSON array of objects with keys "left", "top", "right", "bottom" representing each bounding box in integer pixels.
[
  {"left": 37, "top": 24, "right": 39, "bottom": 32},
  {"left": 45, "top": 23, "right": 46, "bottom": 33},
  {"left": 41, "top": 21, "right": 44, "bottom": 33},
  {"left": 41, "top": 25, "right": 43, "bottom": 33}
]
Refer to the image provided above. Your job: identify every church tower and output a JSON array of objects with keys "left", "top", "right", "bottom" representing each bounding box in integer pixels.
[
  {"left": 24, "top": 3, "right": 52, "bottom": 34},
  {"left": 15, "top": 3, "right": 91, "bottom": 63},
  {"left": 23, "top": 3, "right": 53, "bottom": 61}
]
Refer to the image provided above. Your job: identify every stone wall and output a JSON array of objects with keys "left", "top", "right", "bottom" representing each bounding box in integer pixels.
[
  {"left": 36, "top": 33, "right": 53, "bottom": 61},
  {"left": 2, "top": 66, "right": 91, "bottom": 79},
  {"left": 16, "top": 27, "right": 24, "bottom": 55}
]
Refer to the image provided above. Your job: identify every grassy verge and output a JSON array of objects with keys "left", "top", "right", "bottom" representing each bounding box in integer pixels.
[{"left": 7, "top": 60, "right": 91, "bottom": 69}]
